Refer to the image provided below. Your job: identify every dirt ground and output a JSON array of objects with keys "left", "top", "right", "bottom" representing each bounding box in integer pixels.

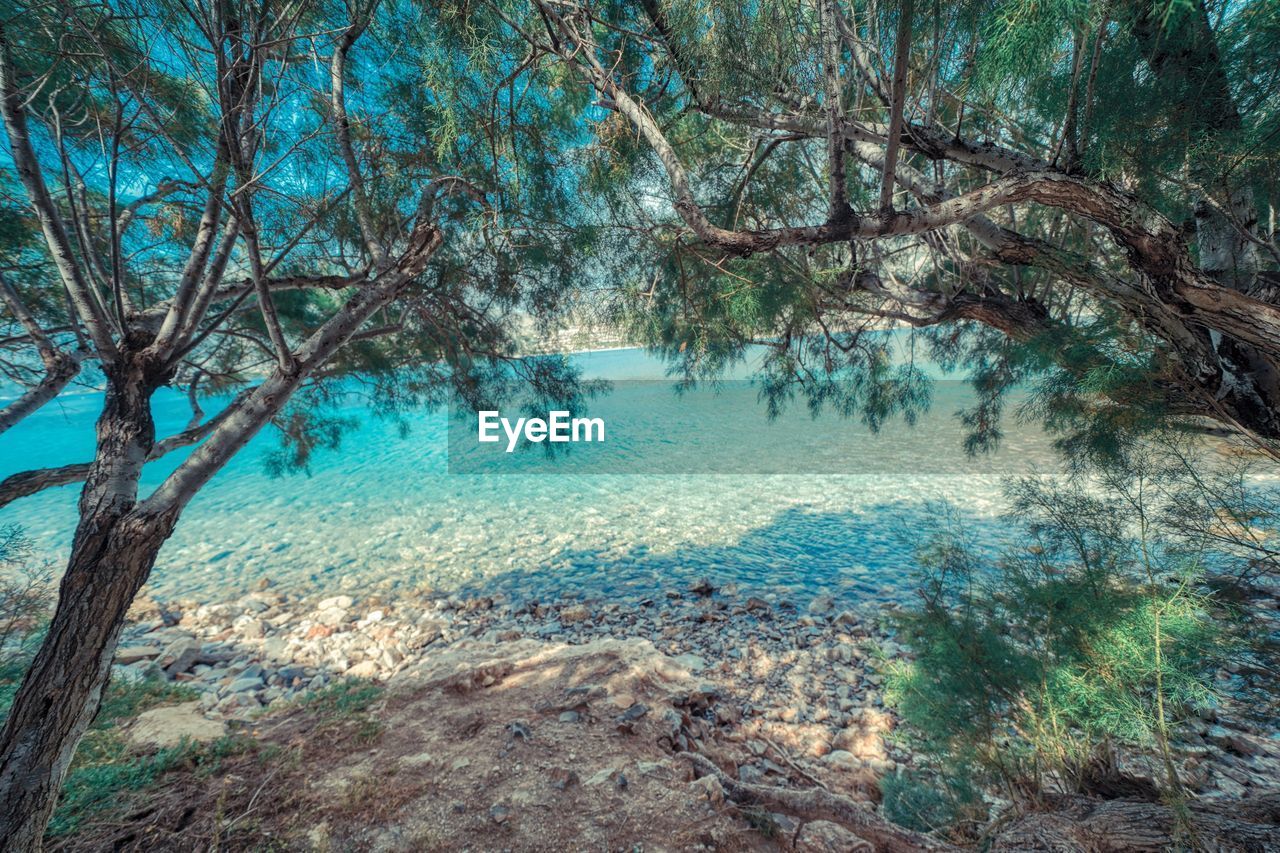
[{"left": 57, "top": 638, "right": 882, "bottom": 852}]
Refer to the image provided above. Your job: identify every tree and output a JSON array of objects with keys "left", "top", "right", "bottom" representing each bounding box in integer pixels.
[
  {"left": 0, "top": 0, "right": 594, "bottom": 844},
  {"left": 492, "top": 0, "right": 1279, "bottom": 454}
]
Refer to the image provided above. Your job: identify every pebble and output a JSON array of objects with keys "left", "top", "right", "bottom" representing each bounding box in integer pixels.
[
  {"left": 617, "top": 703, "right": 649, "bottom": 723},
  {"left": 161, "top": 640, "right": 201, "bottom": 675},
  {"left": 115, "top": 645, "right": 161, "bottom": 665},
  {"left": 690, "top": 775, "right": 724, "bottom": 805},
  {"left": 226, "top": 677, "right": 263, "bottom": 694},
  {"left": 807, "top": 595, "right": 835, "bottom": 617},
  {"left": 346, "top": 660, "right": 379, "bottom": 678},
  {"left": 109, "top": 580, "right": 1277, "bottom": 805},
  {"left": 560, "top": 604, "right": 590, "bottom": 624},
  {"left": 548, "top": 768, "right": 579, "bottom": 790},
  {"left": 823, "top": 750, "right": 861, "bottom": 772},
  {"left": 316, "top": 607, "right": 349, "bottom": 627}
]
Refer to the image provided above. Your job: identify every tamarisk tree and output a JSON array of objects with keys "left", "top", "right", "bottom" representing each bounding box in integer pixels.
[
  {"left": 480, "top": 1, "right": 1280, "bottom": 845},
  {"left": 498, "top": 0, "right": 1279, "bottom": 455},
  {"left": 0, "top": 0, "right": 591, "bottom": 844}
]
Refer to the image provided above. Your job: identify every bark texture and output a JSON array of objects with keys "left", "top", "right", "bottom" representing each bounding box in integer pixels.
[
  {"left": 0, "top": 356, "right": 173, "bottom": 851},
  {"left": 989, "top": 793, "right": 1280, "bottom": 852}
]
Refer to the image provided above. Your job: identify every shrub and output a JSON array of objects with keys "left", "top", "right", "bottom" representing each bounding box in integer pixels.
[{"left": 887, "top": 447, "right": 1240, "bottom": 812}]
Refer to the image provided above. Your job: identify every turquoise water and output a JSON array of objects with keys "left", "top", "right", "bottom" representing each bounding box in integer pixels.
[{"left": 0, "top": 345, "right": 1061, "bottom": 608}]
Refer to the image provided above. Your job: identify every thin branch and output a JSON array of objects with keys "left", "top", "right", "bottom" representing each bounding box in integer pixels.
[
  {"left": 0, "top": 273, "right": 83, "bottom": 434},
  {"left": 330, "top": 7, "right": 386, "bottom": 267},
  {"left": 879, "top": 0, "right": 913, "bottom": 212},
  {"left": 0, "top": 23, "right": 118, "bottom": 361},
  {"left": 141, "top": 214, "right": 442, "bottom": 516}
]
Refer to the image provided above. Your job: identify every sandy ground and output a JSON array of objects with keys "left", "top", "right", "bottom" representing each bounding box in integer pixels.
[{"left": 64, "top": 638, "right": 883, "bottom": 852}]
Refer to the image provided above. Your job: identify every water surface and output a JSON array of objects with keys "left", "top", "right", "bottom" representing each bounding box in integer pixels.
[{"left": 0, "top": 345, "right": 1060, "bottom": 607}]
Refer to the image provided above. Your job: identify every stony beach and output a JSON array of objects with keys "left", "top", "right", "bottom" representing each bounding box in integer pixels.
[{"left": 113, "top": 575, "right": 1280, "bottom": 809}]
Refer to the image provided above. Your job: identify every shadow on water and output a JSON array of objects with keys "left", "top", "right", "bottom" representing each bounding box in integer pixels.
[
  {"left": 2, "top": 355, "right": 1048, "bottom": 606},
  {"left": 449, "top": 500, "right": 1009, "bottom": 609}
]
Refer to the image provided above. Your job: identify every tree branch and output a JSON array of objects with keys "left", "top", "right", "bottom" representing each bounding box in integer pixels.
[
  {"left": 0, "top": 272, "right": 85, "bottom": 434},
  {"left": 685, "top": 753, "right": 956, "bottom": 853},
  {"left": 0, "top": 23, "right": 118, "bottom": 362},
  {"left": 0, "top": 387, "right": 252, "bottom": 508},
  {"left": 140, "top": 214, "right": 441, "bottom": 516},
  {"left": 330, "top": 9, "right": 386, "bottom": 268},
  {"left": 0, "top": 350, "right": 81, "bottom": 435},
  {"left": 879, "top": 0, "right": 913, "bottom": 212}
]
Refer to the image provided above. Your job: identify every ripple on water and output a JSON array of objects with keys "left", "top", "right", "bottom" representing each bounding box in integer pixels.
[{"left": 0, "top": 349, "right": 1058, "bottom": 607}]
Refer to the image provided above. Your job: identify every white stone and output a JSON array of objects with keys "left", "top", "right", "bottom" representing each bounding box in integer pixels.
[
  {"left": 823, "top": 750, "right": 862, "bottom": 772},
  {"left": 129, "top": 701, "right": 225, "bottom": 748},
  {"left": 316, "top": 607, "right": 349, "bottom": 626}
]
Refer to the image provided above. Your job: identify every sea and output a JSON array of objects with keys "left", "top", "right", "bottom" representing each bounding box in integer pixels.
[{"left": 0, "top": 340, "right": 1061, "bottom": 609}]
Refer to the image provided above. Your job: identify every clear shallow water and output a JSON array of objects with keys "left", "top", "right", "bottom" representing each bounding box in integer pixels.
[{"left": 0, "top": 345, "right": 1062, "bottom": 608}]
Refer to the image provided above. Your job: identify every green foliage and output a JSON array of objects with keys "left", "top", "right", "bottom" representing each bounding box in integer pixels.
[
  {"left": 0, "top": 525, "right": 51, "bottom": 715},
  {"left": 48, "top": 726, "right": 259, "bottom": 838},
  {"left": 264, "top": 407, "right": 361, "bottom": 477},
  {"left": 291, "top": 679, "right": 385, "bottom": 746},
  {"left": 89, "top": 677, "right": 198, "bottom": 733},
  {"left": 920, "top": 310, "right": 1180, "bottom": 463},
  {"left": 560, "top": 0, "right": 1280, "bottom": 459},
  {"left": 1, "top": 0, "right": 619, "bottom": 477},
  {"left": 887, "top": 448, "right": 1241, "bottom": 808},
  {"left": 971, "top": 0, "right": 1097, "bottom": 97},
  {"left": 880, "top": 770, "right": 982, "bottom": 835}
]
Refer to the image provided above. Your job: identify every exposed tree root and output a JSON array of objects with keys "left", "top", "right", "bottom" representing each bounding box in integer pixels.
[
  {"left": 686, "top": 752, "right": 1280, "bottom": 853},
  {"left": 988, "top": 793, "right": 1280, "bottom": 852},
  {"left": 684, "top": 752, "right": 958, "bottom": 852}
]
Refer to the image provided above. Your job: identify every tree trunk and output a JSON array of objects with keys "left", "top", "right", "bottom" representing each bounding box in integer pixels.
[
  {"left": 989, "top": 793, "right": 1280, "bottom": 852},
  {"left": 1119, "top": 0, "right": 1280, "bottom": 437},
  {"left": 0, "top": 359, "right": 175, "bottom": 852}
]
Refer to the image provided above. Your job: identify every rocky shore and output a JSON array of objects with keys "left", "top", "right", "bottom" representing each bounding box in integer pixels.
[
  {"left": 117, "top": 580, "right": 910, "bottom": 774},
  {"left": 114, "top": 576, "right": 1280, "bottom": 810}
]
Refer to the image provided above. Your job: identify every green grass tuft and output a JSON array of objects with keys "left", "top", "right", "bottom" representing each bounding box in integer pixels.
[{"left": 302, "top": 679, "right": 383, "bottom": 717}]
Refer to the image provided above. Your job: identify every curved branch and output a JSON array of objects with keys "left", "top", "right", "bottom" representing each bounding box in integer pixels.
[
  {"left": 0, "top": 271, "right": 85, "bottom": 434},
  {"left": 0, "top": 387, "right": 251, "bottom": 508},
  {"left": 543, "top": 11, "right": 1280, "bottom": 380},
  {"left": 0, "top": 349, "right": 81, "bottom": 435}
]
